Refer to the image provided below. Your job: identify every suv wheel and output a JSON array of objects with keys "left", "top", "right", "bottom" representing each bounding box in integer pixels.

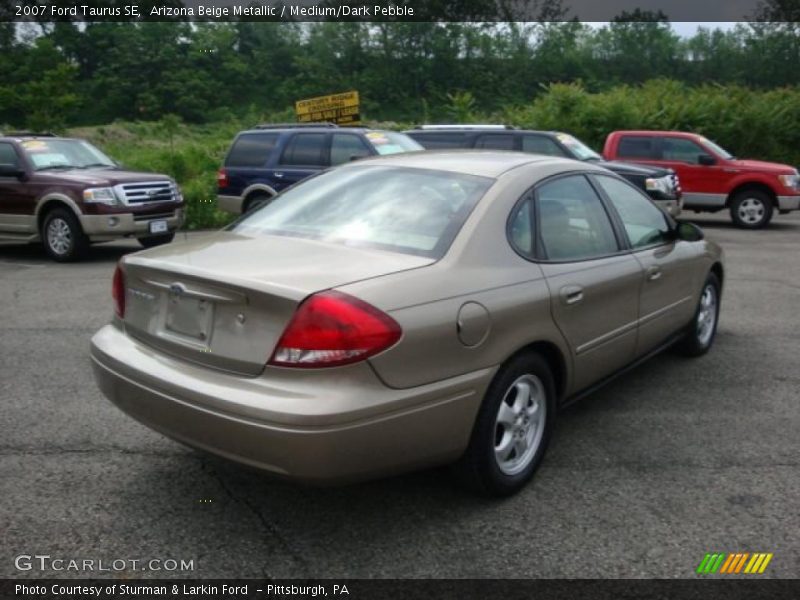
[
  {"left": 42, "top": 208, "right": 88, "bottom": 262},
  {"left": 676, "top": 272, "right": 721, "bottom": 357},
  {"left": 138, "top": 233, "right": 175, "bottom": 249},
  {"left": 454, "top": 352, "right": 556, "bottom": 496},
  {"left": 244, "top": 193, "right": 272, "bottom": 214},
  {"left": 730, "top": 190, "right": 773, "bottom": 229}
]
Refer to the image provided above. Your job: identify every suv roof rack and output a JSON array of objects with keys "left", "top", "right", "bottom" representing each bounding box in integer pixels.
[
  {"left": 254, "top": 123, "right": 339, "bottom": 130},
  {"left": 4, "top": 131, "right": 57, "bottom": 137},
  {"left": 414, "top": 124, "right": 516, "bottom": 131}
]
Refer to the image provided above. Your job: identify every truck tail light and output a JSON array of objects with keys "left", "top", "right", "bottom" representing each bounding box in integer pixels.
[
  {"left": 217, "top": 168, "right": 228, "bottom": 189},
  {"left": 112, "top": 264, "right": 125, "bottom": 319},
  {"left": 268, "top": 291, "right": 401, "bottom": 368}
]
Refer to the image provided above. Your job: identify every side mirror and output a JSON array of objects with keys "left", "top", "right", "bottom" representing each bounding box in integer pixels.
[
  {"left": 0, "top": 163, "right": 25, "bottom": 179},
  {"left": 675, "top": 221, "right": 704, "bottom": 242},
  {"left": 698, "top": 154, "right": 716, "bottom": 166}
]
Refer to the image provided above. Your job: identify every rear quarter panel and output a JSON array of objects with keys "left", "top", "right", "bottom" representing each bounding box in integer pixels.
[{"left": 339, "top": 163, "right": 574, "bottom": 393}]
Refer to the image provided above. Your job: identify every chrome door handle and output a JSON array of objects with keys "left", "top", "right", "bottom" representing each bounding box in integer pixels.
[
  {"left": 561, "top": 285, "right": 584, "bottom": 305},
  {"left": 647, "top": 266, "right": 662, "bottom": 281},
  {"left": 273, "top": 172, "right": 284, "bottom": 178}
]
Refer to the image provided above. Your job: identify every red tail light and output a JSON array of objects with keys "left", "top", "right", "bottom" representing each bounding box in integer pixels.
[
  {"left": 112, "top": 264, "right": 125, "bottom": 318},
  {"left": 217, "top": 168, "right": 228, "bottom": 189},
  {"left": 269, "top": 291, "right": 401, "bottom": 368}
]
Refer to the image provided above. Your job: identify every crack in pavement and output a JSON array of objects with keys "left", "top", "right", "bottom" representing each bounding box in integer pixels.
[{"left": 199, "top": 459, "right": 309, "bottom": 579}]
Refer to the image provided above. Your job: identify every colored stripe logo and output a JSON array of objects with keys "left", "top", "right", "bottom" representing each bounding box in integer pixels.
[{"left": 696, "top": 552, "right": 773, "bottom": 574}]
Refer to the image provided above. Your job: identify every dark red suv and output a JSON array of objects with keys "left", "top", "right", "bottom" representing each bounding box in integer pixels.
[{"left": 0, "top": 133, "right": 185, "bottom": 261}]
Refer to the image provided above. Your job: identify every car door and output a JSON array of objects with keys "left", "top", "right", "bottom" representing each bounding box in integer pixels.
[
  {"left": 533, "top": 174, "right": 643, "bottom": 392},
  {"left": 659, "top": 136, "right": 729, "bottom": 205},
  {"left": 0, "top": 141, "right": 34, "bottom": 234},
  {"left": 592, "top": 174, "right": 697, "bottom": 354},
  {"left": 273, "top": 132, "right": 329, "bottom": 190}
]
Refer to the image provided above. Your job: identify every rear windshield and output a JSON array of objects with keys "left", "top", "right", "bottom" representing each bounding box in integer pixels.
[
  {"left": 363, "top": 131, "right": 423, "bottom": 156},
  {"left": 230, "top": 165, "right": 492, "bottom": 258}
]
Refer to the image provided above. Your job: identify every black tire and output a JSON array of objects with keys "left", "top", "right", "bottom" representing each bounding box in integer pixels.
[
  {"left": 729, "top": 189, "right": 774, "bottom": 229},
  {"left": 244, "top": 193, "right": 272, "bottom": 214},
  {"left": 41, "top": 207, "right": 89, "bottom": 262},
  {"left": 454, "top": 352, "right": 557, "bottom": 497},
  {"left": 676, "top": 272, "right": 721, "bottom": 357},
  {"left": 138, "top": 233, "right": 175, "bottom": 249}
]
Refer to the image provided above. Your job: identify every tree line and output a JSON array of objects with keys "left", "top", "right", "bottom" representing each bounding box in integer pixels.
[{"left": 0, "top": 17, "right": 798, "bottom": 130}]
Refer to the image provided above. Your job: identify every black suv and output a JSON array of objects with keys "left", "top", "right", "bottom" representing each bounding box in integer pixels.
[
  {"left": 405, "top": 125, "right": 683, "bottom": 216},
  {"left": 217, "top": 124, "right": 423, "bottom": 214}
]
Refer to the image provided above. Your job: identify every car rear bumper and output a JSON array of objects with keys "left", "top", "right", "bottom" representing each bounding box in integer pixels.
[
  {"left": 217, "top": 194, "right": 244, "bottom": 215},
  {"left": 90, "top": 324, "right": 489, "bottom": 484},
  {"left": 777, "top": 195, "right": 800, "bottom": 211},
  {"left": 80, "top": 209, "right": 183, "bottom": 241}
]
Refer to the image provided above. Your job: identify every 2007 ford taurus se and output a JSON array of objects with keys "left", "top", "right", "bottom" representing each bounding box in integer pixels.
[{"left": 91, "top": 152, "right": 723, "bottom": 496}]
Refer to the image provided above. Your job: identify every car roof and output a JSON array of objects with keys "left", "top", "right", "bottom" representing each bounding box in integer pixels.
[
  {"left": 238, "top": 127, "right": 382, "bottom": 135},
  {"left": 0, "top": 134, "right": 73, "bottom": 142},
  {"left": 611, "top": 130, "right": 698, "bottom": 137},
  {"left": 337, "top": 150, "right": 591, "bottom": 178},
  {"left": 406, "top": 127, "right": 561, "bottom": 136}
]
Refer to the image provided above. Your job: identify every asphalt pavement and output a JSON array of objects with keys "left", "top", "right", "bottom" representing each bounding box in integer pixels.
[{"left": 1, "top": 213, "right": 798, "bottom": 579}]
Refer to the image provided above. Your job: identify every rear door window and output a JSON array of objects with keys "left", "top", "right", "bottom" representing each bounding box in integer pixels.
[
  {"left": 225, "top": 133, "right": 279, "bottom": 167},
  {"left": 474, "top": 134, "right": 516, "bottom": 151},
  {"left": 536, "top": 175, "right": 620, "bottom": 261},
  {"left": 617, "top": 136, "right": 658, "bottom": 160},
  {"left": 522, "top": 135, "right": 567, "bottom": 157},
  {"left": 408, "top": 132, "right": 467, "bottom": 149},
  {"left": 279, "top": 133, "right": 327, "bottom": 167}
]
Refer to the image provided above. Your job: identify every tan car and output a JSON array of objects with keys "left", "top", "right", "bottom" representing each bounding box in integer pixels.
[{"left": 91, "top": 152, "right": 724, "bottom": 496}]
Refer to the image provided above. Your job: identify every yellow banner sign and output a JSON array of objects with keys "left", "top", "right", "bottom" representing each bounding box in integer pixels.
[{"left": 295, "top": 91, "right": 360, "bottom": 126}]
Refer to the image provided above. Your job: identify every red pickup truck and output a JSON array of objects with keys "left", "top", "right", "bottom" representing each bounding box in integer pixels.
[{"left": 603, "top": 130, "right": 800, "bottom": 228}]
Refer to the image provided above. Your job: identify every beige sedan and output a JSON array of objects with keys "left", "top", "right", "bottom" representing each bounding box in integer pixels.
[{"left": 91, "top": 152, "right": 723, "bottom": 496}]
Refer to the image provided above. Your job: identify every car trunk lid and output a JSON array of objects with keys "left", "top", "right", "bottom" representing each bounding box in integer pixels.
[{"left": 119, "top": 232, "right": 433, "bottom": 376}]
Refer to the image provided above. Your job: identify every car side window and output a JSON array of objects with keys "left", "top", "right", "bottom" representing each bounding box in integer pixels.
[
  {"left": 521, "top": 135, "right": 566, "bottom": 157},
  {"left": 617, "top": 136, "right": 657, "bottom": 159},
  {"left": 0, "top": 142, "right": 21, "bottom": 167},
  {"left": 594, "top": 175, "right": 671, "bottom": 249},
  {"left": 330, "top": 134, "right": 371, "bottom": 166},
  {"left": 474, "top": 134, "right": 515, "bottom": 150},
  {"left": 536, "top": 175, "right": 619, "bottom": 261},
  {"left": 225, "top": 133, "right": 278, "bottom": 168},
  {"left": 279, "top": 133, "right": 327, "bottom": 167},
  {"left": 508, "top": 191, "right": 535, "bottom": 257},
  {"left": 409, "top": 133, "right": 466, "bottom": 148},
  {"left": 661, "top": 138, "right": 706, "bottom": 164}
]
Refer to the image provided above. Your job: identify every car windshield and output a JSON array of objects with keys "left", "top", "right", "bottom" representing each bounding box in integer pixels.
[
  {"left": 556, "top": 133, "right": 602, "bottom": 161},
  {"left": 230, "top": 165, "right": 492, "bottom": 258},
  {"left": 700, "top": 136, "right": 734, "bottom": 160},
  {"left": 22, "top": 139, "right": 116, "bottom": 171},
  {"left": 363, "top": 131, "right": 424, "bottom": 156}
]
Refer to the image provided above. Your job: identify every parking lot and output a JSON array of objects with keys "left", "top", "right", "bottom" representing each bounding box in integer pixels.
[{"left": 1, "top": 212, "right": 799, "bottom": 580}]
